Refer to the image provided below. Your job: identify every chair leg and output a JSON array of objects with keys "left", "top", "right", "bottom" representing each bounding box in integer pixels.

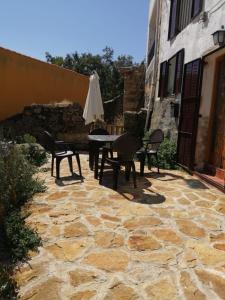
[
  {"left": 113, "top": 166, "right": 119, "bottom": 190},
  {"left": 75, "top": 153, "right": 82, "bottom": 177},
  {"left": 147, "top": 153, "right": 152, "bottom": 170},
  {"left": 67, "top": 156, "right": 73, "bottom": 175},
  {"left": 139, "top": 153, "right": 145, "bottom": 176},
  {"left": 125, "top": 163, "right": 131, "bottom": 181},
  {"left": 99, "top": 154, "right": 106, "bottom": 185},
  {"left": 131, "top": 161, "right": 137, "bottom": 188},
  {"left": 155, "top": 153, "right": 160, "bottom": 173},
  {"left": 56, "top": 157, "right": 63, "bottom": 179},
  {"left": 51, "top": 156, "right": 54, "bottom": 176}
]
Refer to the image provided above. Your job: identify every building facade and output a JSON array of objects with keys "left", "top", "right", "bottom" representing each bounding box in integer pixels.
[{"left": 146, "top": 0, "right": 225, "bottom": 189}]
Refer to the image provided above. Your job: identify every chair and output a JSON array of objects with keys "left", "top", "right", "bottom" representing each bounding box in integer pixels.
[
  {"left": 137, "top": 129, "right": 164, "bottom": 176},
  {"left": 99, "top": 133, "right": 141, "bottom": 190},
  {"left": 40, "top": 131, "right": 82, "bottom": 179}
]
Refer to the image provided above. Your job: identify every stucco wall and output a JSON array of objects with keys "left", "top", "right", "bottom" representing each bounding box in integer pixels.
[
  {"left": 0, "top": 47, "right": 89, "bottom": 121},
  {"left": 159, "top": 0, "right": 225, "bottom": 64}
]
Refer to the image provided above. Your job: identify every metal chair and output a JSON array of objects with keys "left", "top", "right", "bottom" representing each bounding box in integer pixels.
[
  {"left": 40, "top": 131, "right": 82, "bottom": 179},
  {"left": 99, "top": 133, "right": 141, "bottom": 190},
  {"left": 137, "top": 129, "right": 164, "bottom": 176}
]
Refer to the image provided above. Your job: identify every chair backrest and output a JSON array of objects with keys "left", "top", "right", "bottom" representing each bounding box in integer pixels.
[
  {"left": 147, "top": 129, "right": 164, "bottom": 151},
  {"left": 89, "top": 128, "right": 109, "bottom": 135},
  {"left": 113, "top": 133, "right": 142, "bottom": 161},
  {"left": 40, "top": 131, "right": 55, "bottom": 153}
]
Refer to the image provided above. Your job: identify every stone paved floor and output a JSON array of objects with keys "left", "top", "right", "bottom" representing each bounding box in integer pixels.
[{"left": 15, "top": 155, "right": 225, "bottom": 299}]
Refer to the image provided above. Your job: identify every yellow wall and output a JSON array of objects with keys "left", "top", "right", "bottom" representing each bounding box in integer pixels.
[{"left": 0, "top": 47, "right": 89, "bottom": 121}]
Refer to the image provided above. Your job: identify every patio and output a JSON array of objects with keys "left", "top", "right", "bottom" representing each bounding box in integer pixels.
[{"left": 16, "top": 154, "right": 225, "bottom": 299}]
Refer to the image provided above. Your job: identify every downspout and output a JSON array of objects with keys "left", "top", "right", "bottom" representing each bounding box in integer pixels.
[{"left": 145, "top": 0, "right": 162, "bottom": 130}]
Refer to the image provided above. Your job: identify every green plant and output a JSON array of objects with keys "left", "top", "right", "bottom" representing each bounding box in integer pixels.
[
  {"left": 0, "top": 146, "right": 46, "bottom": 210},
  {"left": 0, "top": 265, "right": 18, "bottom": 299},
  {"left": 151, "top": 138, "right": 179, "bottom": 170},
  {"left": 4, "top": 210, "right": 41, "bottom": 263},
  {"left": 22, "top": 144, "right": 48, "bottom": 167},
  {"left": 22, "top": 133, "right": 37, "bottom": 144}
]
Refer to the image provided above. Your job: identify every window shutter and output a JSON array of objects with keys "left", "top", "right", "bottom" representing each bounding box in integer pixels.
[
  {"left": 168, "top": 0, "right": 179, "bottom": 39},
  {"left": 174, "top": 49, "right": 184, "bottom": 94},
  {"left": 192, "top": 0, "right": 203, "bottom": 18},
  {"left": 158, "top": 61, "right": 168, "bottom": 98}
]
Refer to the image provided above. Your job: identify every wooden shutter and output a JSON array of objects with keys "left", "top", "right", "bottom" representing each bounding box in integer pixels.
[
  {"left": 174, "top": 49, "right": 184, "bottom": 94},
  {"left": 158, "top": 61, "right": 168, "bottom": 98},
  {"left": 192, "top": 0, "right": 203, "bottom": 18},
  {"left": 168, "top": 0, "right": 179, "bottom": 39},
  {"left": 177, "top": 58, "right": 202, "bottom": 170}
]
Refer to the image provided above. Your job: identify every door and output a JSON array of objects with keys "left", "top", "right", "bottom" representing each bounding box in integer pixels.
[
  {"left": 210, "top": 57, "right": 225, "bottom": 169},
  {"left": 177, "top": 58, "right": 202, "bottom": 170}
]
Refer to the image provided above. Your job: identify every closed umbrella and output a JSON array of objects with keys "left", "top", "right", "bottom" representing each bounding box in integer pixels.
[{"left": 83, "top": 72, "right": 104, "bottom": 125}]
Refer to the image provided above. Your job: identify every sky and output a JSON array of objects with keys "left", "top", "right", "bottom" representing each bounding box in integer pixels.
[{"left": 0, "top": 0, "right": 150, "bottom": 63}]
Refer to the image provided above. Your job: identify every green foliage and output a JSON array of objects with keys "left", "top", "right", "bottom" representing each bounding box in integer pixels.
[
  {"left": 22, "top": 133, "right": 37, "bottom": 144},
  {"left": 45, "top": 47, "right": 136, "bottom": 102},
  {"left": 22, "top": 144, "right": 48, "bottom": 167},
  {"left": 15, "top": 133, "right": 36, "bottom": 144},
  {"left": 151, "top": 138, "right": 179, "bottom": 170},
  {"left": 4, "top": 210, "right": 41, "bottom": 263},
  {"left": 0, "top": 144, "right": 44, "bottom": 297},
  {"left": 0, "top": 147, "right": 46, "bottom": 210},
  {"left": 0, "top": 265, "right": 18, "bottom": 300}
]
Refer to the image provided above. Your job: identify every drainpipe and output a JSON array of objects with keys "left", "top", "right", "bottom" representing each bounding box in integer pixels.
[{"left": 145, "top": 0, "right": 162, "bottom": 130}]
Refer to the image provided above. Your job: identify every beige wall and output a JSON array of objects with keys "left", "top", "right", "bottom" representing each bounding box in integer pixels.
[{"left": 0, "top": 47, "right": 89, "bottom": 121}]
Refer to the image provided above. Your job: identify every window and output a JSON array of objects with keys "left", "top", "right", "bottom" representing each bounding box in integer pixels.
[
  {"left": 167, "top": 56, "right": 177, "bottom": 95},
  {"left": 158, "top": 49, "right": 184, "bottom": 98},
  {"left": 158, "top": 61, "right": 168, "bottom": 98},
  {"left": 168, "top": 0, "right": 203, "bottom": 40}
]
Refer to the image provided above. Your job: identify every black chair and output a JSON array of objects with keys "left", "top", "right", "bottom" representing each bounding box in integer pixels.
[
  {"left": 40, "top": 131, "right": 82, "bottom": 179},
  {"left": 99, "top": 133, "right": 141, "bottom": 190},
  {"left": 137, "top": 129, "right": 164, "bottom": 176}
]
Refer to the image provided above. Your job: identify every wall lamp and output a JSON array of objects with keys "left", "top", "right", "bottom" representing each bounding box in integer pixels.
[{"left": 212, "top": 26, "right": 225, "bottom": 47}]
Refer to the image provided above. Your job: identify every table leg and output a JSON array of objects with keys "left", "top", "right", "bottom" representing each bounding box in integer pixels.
[{"left": 94, "top": 149, "right": 99, "bottom": 179}]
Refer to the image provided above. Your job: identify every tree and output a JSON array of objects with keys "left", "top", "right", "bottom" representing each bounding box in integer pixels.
[{"left": 45, "top": 47, "right": 134, "bottom": 102}]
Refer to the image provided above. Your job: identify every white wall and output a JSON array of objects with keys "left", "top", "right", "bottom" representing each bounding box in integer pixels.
[{"left": 159, "top": 0, "right": 225, "bottom": 64}]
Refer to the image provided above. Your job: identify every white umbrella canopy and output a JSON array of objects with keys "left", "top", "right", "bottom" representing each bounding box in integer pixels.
[{"left": 83, "top": 71, "right": 104, "bottom": 125}]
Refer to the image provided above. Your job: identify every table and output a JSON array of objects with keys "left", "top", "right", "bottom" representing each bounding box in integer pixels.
[{"left": 88, "top": 135, "right": 120, "bottom": 179}]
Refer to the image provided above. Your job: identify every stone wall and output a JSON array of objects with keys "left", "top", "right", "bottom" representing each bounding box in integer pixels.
[
  {"left": 124, "top": 109, "right": 147, "bottom": 138},
  {"left": 0, "top": 103, "right": 89, "bottom": 149},
  {"left": 120, "top": 65, "right": 145, "bottom": 112},
  {"left": 150, "top": 96, "right": 180, "bottom": 140}
]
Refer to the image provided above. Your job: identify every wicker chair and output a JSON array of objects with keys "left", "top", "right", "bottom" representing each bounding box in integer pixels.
[
  {"left": 99, "top": 133, "right": 141, "bottom": 190},
  {"left": 137, "top": 129, "right": 164, "bottom": 176},
  {"left": 40, "top": 131, "right": 82, "bottom": 179}
]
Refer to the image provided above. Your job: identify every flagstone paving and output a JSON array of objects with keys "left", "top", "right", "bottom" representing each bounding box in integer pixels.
[{"left": 15, "top": 155, "right": 225, "bottom": 299}]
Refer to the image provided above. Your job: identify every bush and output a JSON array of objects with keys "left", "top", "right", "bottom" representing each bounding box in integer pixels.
[
  {"left": 0, "top": 143, "right": 44, "bottom": 297},
  {"left": 0, "top": 146, "right": 46, "bottom": 210},
  {"left": 0, "top": 265, "right": 18, "bottom": 299},
  {"left": 15, "top": 133, "right": 36, "bottom": 144},
  {"left": 4, "top": 210, "right": 41, "bottom": 263},
  {"left": 151, "top": 138, "right": 178, "bottom": 170},
  {"left": 22, "top": 144, "right": 48, "bottom": 167}
]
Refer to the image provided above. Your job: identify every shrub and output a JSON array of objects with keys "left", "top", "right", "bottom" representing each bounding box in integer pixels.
[
  {"left": 22, "top": 144, "right": 48, "bottom": 167},
  {"left": 15, "top": 133, "right": 36, "bottom": 144},
  {"left": 0, "top": 147, "right": 46, "bottom": 210},
  {"left": 151, "top": 138, "right": 178, "bottom": 170},
  {"left": 4, "top": 210, "right": 41, "bottom": 263},
  {"left": 0, "top": 265, "right": 18, "bottom": 299}
]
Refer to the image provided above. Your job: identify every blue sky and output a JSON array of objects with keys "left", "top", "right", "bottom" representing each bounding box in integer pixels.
[{"left": 0, "top": 0, "right": 149, "bottom": 63}]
